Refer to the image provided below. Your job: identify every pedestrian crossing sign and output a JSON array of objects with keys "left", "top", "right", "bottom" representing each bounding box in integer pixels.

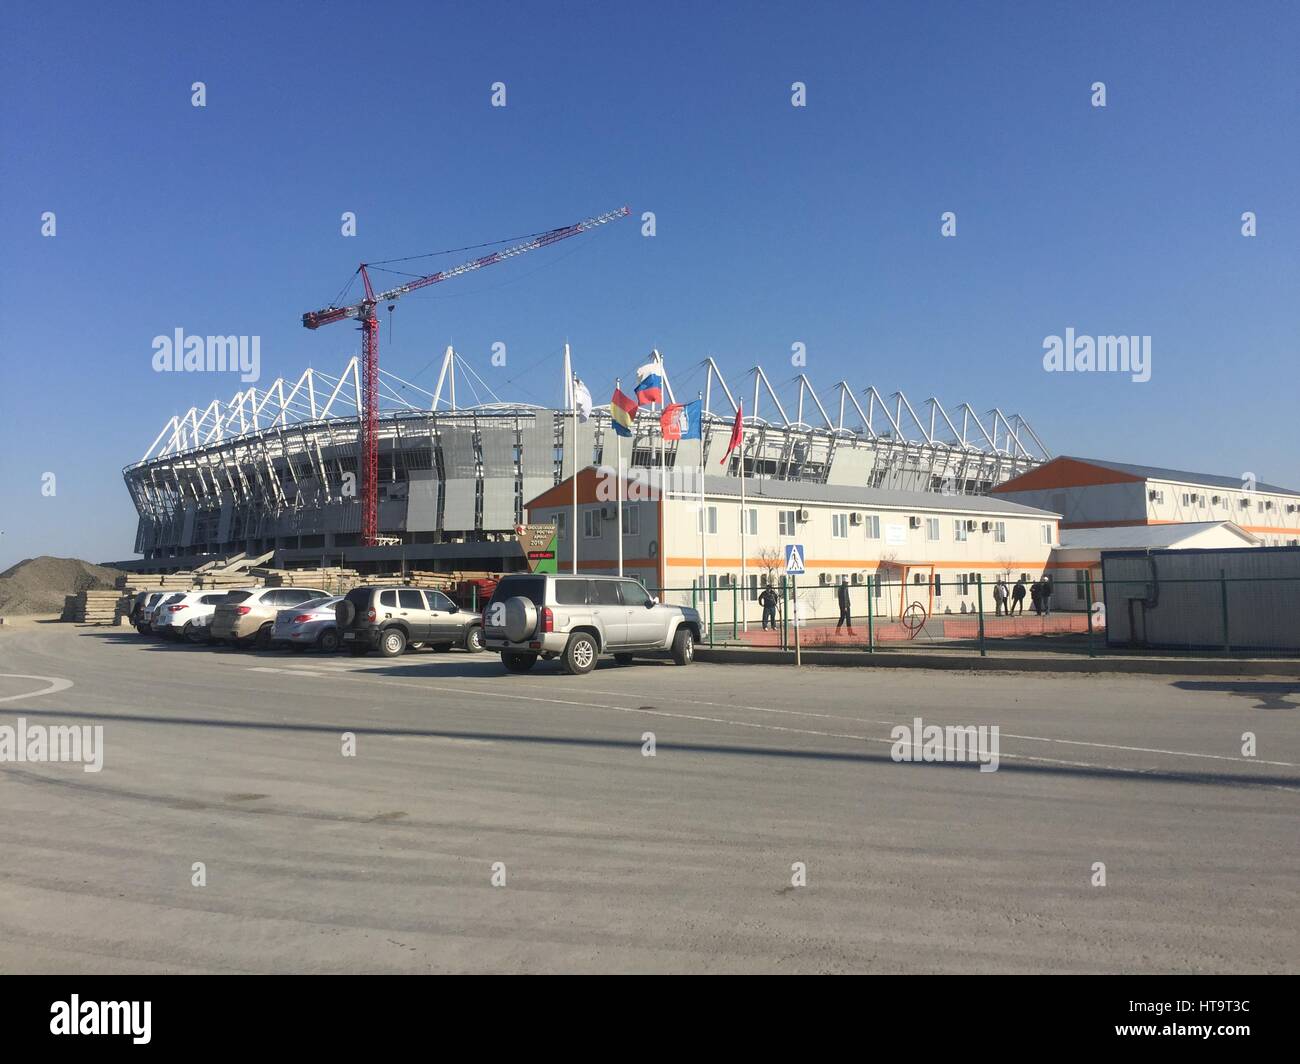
[{"left": 784, "top": 544, "right": 806, "bottom": 575}]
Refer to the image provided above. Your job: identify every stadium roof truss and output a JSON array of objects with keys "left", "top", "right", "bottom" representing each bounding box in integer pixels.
[{"left": 125, "top": 349, "right": 1051, "bottom": 551}]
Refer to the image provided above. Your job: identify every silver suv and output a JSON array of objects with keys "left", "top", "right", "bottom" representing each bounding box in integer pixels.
[{"left": 483, "top": 573, "right": 703, "bottom": 675}]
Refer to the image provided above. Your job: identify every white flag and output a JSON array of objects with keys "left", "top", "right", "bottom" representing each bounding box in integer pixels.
[{"left": 572, "top": 376, "right": 592, "bottom": 422}]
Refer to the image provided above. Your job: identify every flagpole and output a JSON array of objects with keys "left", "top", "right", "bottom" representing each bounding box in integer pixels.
[
  {"left": 739, "top": 410, "right": 748, "bottom": 633},
  {"left": 566, "top": 345, "right": 576, "bottom": 574},
  {"left": 616, "top": 378, "right": 624, "bottom": 577},
  {"left": 698, "top": 390, "right": 706, "bottom": 616}
]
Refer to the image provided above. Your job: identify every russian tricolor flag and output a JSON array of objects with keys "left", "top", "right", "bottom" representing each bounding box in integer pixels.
[
  {"left": 609, "top": 387, "right": 638, "bottom": 437},
  {"left": 634, "top": 363, "right": 663, "bottom": 405}
]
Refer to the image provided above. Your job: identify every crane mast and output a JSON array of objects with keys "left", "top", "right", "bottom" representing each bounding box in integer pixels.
[{"left": 302, "top": 205, "right": 630, "bottom": 546}]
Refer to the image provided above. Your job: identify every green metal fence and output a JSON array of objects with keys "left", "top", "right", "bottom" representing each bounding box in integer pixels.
[{"left": 654, "top": 574, "right": 1300, "bottom": 658}]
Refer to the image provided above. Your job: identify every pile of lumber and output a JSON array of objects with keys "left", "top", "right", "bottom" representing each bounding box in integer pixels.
[{"left": 65, "top": 590, "right": 129, "bottom": 624}]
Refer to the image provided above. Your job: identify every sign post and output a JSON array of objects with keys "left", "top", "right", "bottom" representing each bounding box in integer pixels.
[{"left": 784, "top": 544, "right": 806, "bottom": 667}]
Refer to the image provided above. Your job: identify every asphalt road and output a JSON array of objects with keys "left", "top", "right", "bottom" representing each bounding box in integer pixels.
[{"left": 1, "top": 620, "right": 1296, "bottom": 973}]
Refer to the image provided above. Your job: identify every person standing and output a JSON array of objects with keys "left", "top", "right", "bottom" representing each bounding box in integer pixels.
[
  {"left": 836, "top": 577, "right": 855, "bottom": 634},
  {"left": 1011, "top": 578, "right": 1027, "bottom": 615},
  {"left": 759, "top": 583, "right": 778, "bottom": 631},
  {"left": 993, "top": 578, "right": 1009, "bottom": 616},
  {"left": 1041, "top": 575, "right": 1053, "bottom": 617},
  {"left": 1030, "top": 579, "right": 1043, "bottom": 615}
]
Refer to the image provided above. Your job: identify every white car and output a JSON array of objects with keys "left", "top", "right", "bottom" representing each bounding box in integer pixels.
[
  {"left": 154, "top": 591, "right": 232, "bottom": 643},
  {"left": 272, "top": 596, "right": 343, "bottom": 652}
]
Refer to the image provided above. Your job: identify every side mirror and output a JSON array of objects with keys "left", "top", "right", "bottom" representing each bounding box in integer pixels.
[
  {"left": 448, "top": 605, "right": 459, "bottom": 613},
  {"left": 647, "top": 597, "right": 658, "bottom": 608}
]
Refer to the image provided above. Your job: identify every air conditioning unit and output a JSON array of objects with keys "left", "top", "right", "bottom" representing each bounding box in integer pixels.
[
  {"left": 600, "top": 506, "right": 617, "bottom": 520},
  {"left": 851, "top": 572, "right": 863, "bottom": 585},
  {"left": 1287, "top": 504, "right": 1297, "bottom": 513},
  {"left": 965, "top": 520, "right": 977, "bottom": 531},
  {"left": 908, "top": 516, "right": 922, "bottom": 529},
  {"left": 1148, "top": 489, "right": 1160, "bottom": 500},
  {"left": 849, "top": 512, "right": 863, "bottom": 526},
  {"left": 1240, "top": 498, "right": 1251, "bottom": 508},
  {"left": 818, "top": 573, "right": 830, "bottom": 586},
  {"left": 796, "top": 508, "right": 810, "bottom": 523},
  {"left": 1265, "top": 501, "right": 1274, "bottom": 510},
  {"left": 981, "top": 521, "right": 993, "bottom": 532},
  {"left": 1212, "top": 495, "right": 1221, "bottom": 504}
]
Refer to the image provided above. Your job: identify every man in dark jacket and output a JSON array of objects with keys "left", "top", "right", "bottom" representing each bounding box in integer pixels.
[
  {"left": 1030, "top": 580, "right": 1043, "bottom": 615},
  {"left": 1011, "top": 578, "right": 1027, "bottom": 615},
  {"left": 836, "top": 577, "right": 854, "bottom": 634},
  {"left": 759, "top": 584, "right": 778, "bottom": 631}
]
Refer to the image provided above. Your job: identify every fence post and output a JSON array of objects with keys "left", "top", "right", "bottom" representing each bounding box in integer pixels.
[
  {"left": 707, "top": 585, "right": 715, "bottom": 647},
  {"left": 867, "top": 577, "right": 874, "bottom": 653},
  {"left": 471, "top": 585, "right": 478, "bottom": 613},
  {"left": 1084, "top": 573, "right": 1095, "bottom": 658},
  {"left": 692, "top": 582, "right": 698, "bottom": 613},
  {"left": 793, "top": 579, "right": 801, "bottom": 667},
  {"left": 1220, "top": 569, "right": 1230, "bottom": 654},
  {"left": 976, "top": 574, "right": 987, "bottom": 657},
  {"left": 781, "top": 581, "right": 789, "bottom": 650},
  {"left": 731, "top": 582, "right": 738, "bottom": 642}
]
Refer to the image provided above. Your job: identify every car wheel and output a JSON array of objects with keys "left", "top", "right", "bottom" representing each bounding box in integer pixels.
[
  {"left": 317, "top": 629, "right": 340, "bottom": 653},
  {"left": 464, "top": 626, "right": 485, "bottom": 654},
  {"left": 408, "top": 641, "right": 425, "bottom": 650},
  {"left": 182, "top": 622, "right": 205, "bottom": 645},
  {"left": 379, "top": 628, "right": 407, "bottom": 657},
  {"left": 134, "top": 624, "right": 150, "bottom": 635},
  {"left": 562, "top": 632, "right": 598, "bottom": 675},
  {"left": 502, "top": 651, "right": 537, "bottom": 673},
  {"left": 671, "top": 626, "right": 695, "bottom": 666},
  {"left": 613, "top": 652, "right": 634, "bottom": 665},
  {"left": 252, "top": 624, "right": 274, "bottom": 650},
  {"left": 348, "top": 643, "right": 370, "bottom": 657}
]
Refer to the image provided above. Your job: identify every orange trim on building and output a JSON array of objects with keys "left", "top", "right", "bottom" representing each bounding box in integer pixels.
[
  {"left": 991, "top": 457, "right": 1145, "bottom": 494},
  {"left": 665, "top": 557, "right": 1052, "bottom": 569}
]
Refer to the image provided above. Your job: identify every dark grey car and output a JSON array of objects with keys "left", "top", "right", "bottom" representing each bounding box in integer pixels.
[{"left": 335, "top": 586, "right": 485, "bottom": 657}]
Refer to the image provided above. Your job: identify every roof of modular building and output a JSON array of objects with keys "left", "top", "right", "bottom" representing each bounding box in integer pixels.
[
  {"left": 527, "top": 468, "right": 1060, "bottom": 517},
  {"left": 1058, "top": 521, "right": 1260, "bottom": 550},
  {"left": 995, "top": 456, "right": 1300, "bottom": 497},
  {"left": 673, "top": 476, "right": 1060, "bottom": 517}
]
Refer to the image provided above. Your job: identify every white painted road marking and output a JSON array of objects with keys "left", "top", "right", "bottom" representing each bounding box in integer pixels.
[{"left": 0, "top": 674, "right": 75, "bottom": 703}]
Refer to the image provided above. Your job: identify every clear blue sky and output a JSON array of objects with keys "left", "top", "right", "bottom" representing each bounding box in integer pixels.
[{"left": 1, "top": 0, "right": 1296, "bottom": 568}]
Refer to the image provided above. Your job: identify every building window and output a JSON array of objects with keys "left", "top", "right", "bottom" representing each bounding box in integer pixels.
[
  {"left": 697, "top": 505, "right": 717, "bottom": 535},
  {"left": 993, "top": 521, "right": 1006, "bottom": 543},
  {"left": 832, "top": 513, "right": 849, "bottom": 538},
  {"left": 554, "top": 511, "right": 566, "bottom": 538},
  {"left": 959, "top": 573, "right": 969, "bottom": 595},
  {"left": 926, "top": 518, "right": 940, "bottom": 541},
  {"left": 864, "top": 514, "right": 880, "bottom": 539},
  {"left": 933, "top": 574, "right": 942, "bottom": 597},
  {"left": 778, "top": 509, "right": 796, "bottom": 537},
  {"left": 954, "top": 520, "right": 968, "bottom": 543},
  {"left": 1075, "top": 569, "right": 1090, "bottom": 602},
  {"left": 1041, "top": 523, "right": 1053, "bottom": 544},
  {"left": 623, "top": 508, "right": 639, "bottom": 536},
  {"left": 742, "top": 508, "right": 758, "bottom": 536},
  {"left": 748, "top": 573, "right": 759, "bottom": 601},
  {"left": 583, "top": 510, "right": 602, "bottom": 538}
]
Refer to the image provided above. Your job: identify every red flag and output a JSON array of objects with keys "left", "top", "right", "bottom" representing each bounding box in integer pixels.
[
  {"left": 720, "top": 404, "right": 743, "bottom": 464},
  {"left": 660, "top": 402, "right": 684, "bottom": 441}
]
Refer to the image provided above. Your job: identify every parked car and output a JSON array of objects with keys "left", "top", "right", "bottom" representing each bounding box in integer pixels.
[
  {"left": 130, "top": 591, "right": 167, "bottom": 634},
  {"left": 209, "top": 587, "right": 327, "bottom": 649},
  {"left": 148, "top": 592, "right": 187, "bottom": 634},
  {"left": 334, "top": 586, "right": 485, "bottom": 657},
  {"left": 482, "top": 573, "right": 702, "bottom": 675},
  {"left": 272, "top": 595, "right": 343, "bottom": 652},
  {"left": 152, "top": 591, "right": 232, "bottom": 643}
]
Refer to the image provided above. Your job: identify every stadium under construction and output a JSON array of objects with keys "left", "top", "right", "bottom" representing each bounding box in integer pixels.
[{"left": 121, "top": 346, "right": 1051, "bottom": 573}]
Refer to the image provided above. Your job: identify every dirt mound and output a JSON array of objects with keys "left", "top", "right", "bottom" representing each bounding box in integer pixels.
[{"left": 0, "top": 556, "right": 129, "bottom": 616}]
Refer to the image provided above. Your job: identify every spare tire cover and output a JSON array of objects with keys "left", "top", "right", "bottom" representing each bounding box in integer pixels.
[
  {"left": 503, "top": 596, "right": 538, "bottom": 642},
  {"left": 336, "top": 600, "right": 356, "bottom": 627}
]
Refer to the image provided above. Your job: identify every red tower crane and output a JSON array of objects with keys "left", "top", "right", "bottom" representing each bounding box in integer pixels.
[{"left": 302, "top": 204, "right": 631, "bottom": 546}]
